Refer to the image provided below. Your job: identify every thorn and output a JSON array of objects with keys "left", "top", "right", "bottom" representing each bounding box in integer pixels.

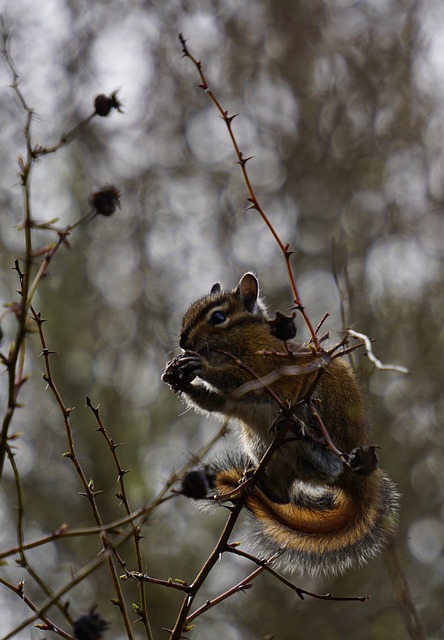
[
  {"left": 38, "top": 348, "right": 58, "bottom": 358},
  {"left": 235, "top": 155, "right": 255, "bottom": 168},
  {"left": 223, "top": 112, "right": 239, "bottom": 125}
]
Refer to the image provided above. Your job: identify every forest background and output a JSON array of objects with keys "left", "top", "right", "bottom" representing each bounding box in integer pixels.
[{"left": 0, "top": 1, "right": 443, "bottom": 639}]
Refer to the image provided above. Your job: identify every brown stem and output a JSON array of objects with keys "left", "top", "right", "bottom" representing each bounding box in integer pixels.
[
  {"left": 126, "top": 572, "right": 191, "bottom": 594},
  {"left": 169, "top": 403, "right": 306, "bottom": 639},
  {"left": 178, "top": 33, "right": 320, "bottom": 349},
  {"left": 186, "top": 563, "right": 269, "bottom": 624},
  {"left": 0, "top": 577, "right": 75, "bottom": 640},
  {"left": 31, "top": 309, "right": 136, "bottom": 640},
  {"left": 384, "top": 544, "right": 427, "bottom": 640},
  {"left": 169, "top": 500, "right": 245, "bottom": 640},
  {"left": 6, "top": 443, "right": 74, "bottom": 624},
  {"left": 0, "top": 24, "right": 102, "bottom": 479},
  {"left": 86, "top": 396, "right": 154, "bottom": 640},
  {"left": 226, "top": 546, "right": 368, "bottom": 602}
]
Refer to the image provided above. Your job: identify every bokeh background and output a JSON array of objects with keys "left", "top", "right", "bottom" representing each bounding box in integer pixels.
[{"left": 0, "top": 0, "right": 443, "bottom": 638}]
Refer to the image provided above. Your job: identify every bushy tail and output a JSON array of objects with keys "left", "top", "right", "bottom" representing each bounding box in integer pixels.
[{"left": 185, "top": 449, "right": 399, "bottom": 577}]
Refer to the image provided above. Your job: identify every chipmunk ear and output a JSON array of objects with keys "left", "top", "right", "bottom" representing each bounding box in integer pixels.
[
  {"left": 210, "top": 283, "right": 221, "bottom": 295},
  {"left": 237, "top": 272, "right": 259, "bottom": 312}
]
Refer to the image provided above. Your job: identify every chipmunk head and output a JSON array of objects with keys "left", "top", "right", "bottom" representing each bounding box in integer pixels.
[{"left": 179, "top": 273, "right": 267, "bottom": 356}]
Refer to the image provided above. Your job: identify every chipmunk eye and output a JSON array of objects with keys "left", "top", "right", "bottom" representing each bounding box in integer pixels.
[{"left": 209, "top": 310, "right": 226, "bottom": 325}]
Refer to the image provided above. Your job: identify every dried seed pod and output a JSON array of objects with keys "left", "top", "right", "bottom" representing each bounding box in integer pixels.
[
  {"left": 181, "top": 469, "right": 213, "bottom": 499},
  {"left": 73, "top": 607, "right": 109, "bottom": 640},
  {"left": 267, "top": 311, "right": 297, "bottom": 341},
  {"left": 94, "top": 91, "right": 122, "bottom": 116},
  {"left": 90, "top": 185, "right": 121, "bottom": 216}
]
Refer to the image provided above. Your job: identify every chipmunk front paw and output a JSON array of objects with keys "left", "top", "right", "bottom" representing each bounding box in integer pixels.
[{"left": 161, "top": 351, "right": 204, "bottom": 391}]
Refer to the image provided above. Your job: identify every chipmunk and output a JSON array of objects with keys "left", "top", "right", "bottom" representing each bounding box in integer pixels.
[{"left": 162, "top": 273, "right": 398, "bottom": 576}]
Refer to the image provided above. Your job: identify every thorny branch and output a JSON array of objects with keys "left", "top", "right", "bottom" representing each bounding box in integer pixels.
[
  {"left": 86, "top": 396, "right": 154, "bottom": 640},
  {"left": 0, "top": 577, "right": 75, "bottom": 640},
  {"left": 167, "top": 34, "right": 414, "bottom": 639},
  {"left": 185, "top": 561, "right": 272, "bottom": 625},
  {"left": 0, "top": 24, "right": 131, "bottom": 638},
  {"left": 6, "top": 440, "right": 75, "bottom": 627},
  {"left": 0, "top": 20, "right": 415, "bottom": 640},
  {"left": 179, "top": 33, "right": 321, "bottom": 350},
  {"left": 0, "top": 22, "right": 121, "bottom": 480},
  {"left": 31, "top": 309, "right": 136, "bottom": 640},
  {"left": 2, "top": 390, "right": 229, "bottom": 638},
  {"left": 225, "top": 546, "right": 368, "bottom": 603},
  {"left": 167, "top": 377, "right": 368, "bottom": 639}
]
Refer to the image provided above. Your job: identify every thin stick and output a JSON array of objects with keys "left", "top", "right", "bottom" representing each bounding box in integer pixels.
[
  {"left": 179, "top": 33, "right": 320, "bottom": 349},
  {"left": 0, "top": 577, "right": 75, "bottom": 640},
  {"left": 185, "top": 563, "right": 269, "bottom": 624},
  {"left": 86, "top": 396, "right": 154, "bottom": 640},
  {"left": 384, "top": 545, "right": 427, "bottom": 640},
  {"left": 6, "top": 443, "right": 74, "bottom": 625},
  {"left": 31, "top": 308, "right": 136, "bottom": 640},
  {"left": 347, "top": 330, "right": 409, "bottom": 374},
  {"left": 226, "top": 546, "right": 368, "bottom": 602}
]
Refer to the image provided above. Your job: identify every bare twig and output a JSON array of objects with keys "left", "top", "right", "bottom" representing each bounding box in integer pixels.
[
  {"left": 384, "top": 544, "right": 427, "bottom": 640},
  {"left": 125, "top": 573, "right": 191, "bottom": 594},
  {"left": 185, "top": 561, "right": 271, "bottom": 624},
  {"left": 168, "top": 498, "right": 245, "bottom": 639},
  {"left": 86, "top": 396, "right": 154, "bottom": 640},
  {"left": 226, "top": 546, "right": 368, "bottom": 602},
  {"left": 2, "top": 527, "right": 129, "bottom": 640},
  {"left": 31, "top": 308, "right": 136, "bottom": 640},
  {"left": 347, "top": 330, "right": 409, "bottom": 374},
  {"left": 6, "top": 443, "right": 74, "bottom": 625},
  {"left": 168, "top": 412, "right": 298, "bottom": 637},
  {"left": 168, "top": 388, "right": 366, "bottom": 638},
  {"left": 0, "top": 577, "right": 75, "bottom": 640},
  {"left": 0, "top": 23, "right": 36, "bottom": 480},
  {"left": 179, "top": 33, "right": 321, "bottom": 349},
  {"left": 0, "top": 22, "right": 120, "bottom": 479}
]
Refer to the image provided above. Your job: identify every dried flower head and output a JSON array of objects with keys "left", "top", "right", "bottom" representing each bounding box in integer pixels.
[
  {"left": 267, "top": 311, "right": 297, "bottom": 342},
  {"left": 73, "top": 607, "right": 109, "bottom": 640},
  {"left": 94, "top": 91, "right": 122, "bottom": 117},
  {"left": 181, "top": 469, "right": 213, "bottom": 499},
  {"left": 90, "top": 185, "right": 121, "bottom": 216},
  {"left": 349, "top": 445, "right": 380, "bottom": 476}
]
